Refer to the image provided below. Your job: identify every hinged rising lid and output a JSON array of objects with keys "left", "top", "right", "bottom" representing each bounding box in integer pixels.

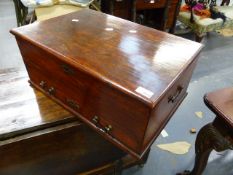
[{"left": 10, "top": 9, "right": 203, "bottom": 108}]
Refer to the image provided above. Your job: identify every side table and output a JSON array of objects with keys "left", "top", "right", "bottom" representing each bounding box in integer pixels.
[{"left": 179, "top": 88, "right": 233, "bottom": 175}]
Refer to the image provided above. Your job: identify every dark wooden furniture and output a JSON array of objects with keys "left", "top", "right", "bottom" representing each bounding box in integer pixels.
[
  {"left": 179, "top": 88, "right": 233, "bottom": 175},
  {"left": 101, "top": 0, "right": 135, "bottom": 20},
  {"left": 0, "top": 68, "right": 149, "bottom": 175},
  {"left": 11, "top": 9, "right": 203, "bottom": 159},
  {"left": 101, "top": 0, "right": 182, "bottom": 32},
  {"left": 221, "top": 0, "right": 231, "bottom": 5}
]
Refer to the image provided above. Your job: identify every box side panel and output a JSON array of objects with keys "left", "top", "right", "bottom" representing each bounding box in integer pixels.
[{"left": 142, "top": 57, "right": 199, "bottom": 149}]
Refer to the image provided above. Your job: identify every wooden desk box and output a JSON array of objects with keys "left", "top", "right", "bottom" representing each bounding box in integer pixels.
[{"left": 11, "top": 9, "right": 203, "bottom": 159}]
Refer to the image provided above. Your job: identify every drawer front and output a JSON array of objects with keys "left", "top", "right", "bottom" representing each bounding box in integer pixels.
[
  {"left": 18, "top": 39, "right": 91, "bottom": 97},
  {"left": 18, "top": 40, "right": 92, "bottom": 110},
  {"left": 25, "top": 63, "right": 84, "bottom": 113},
  {"left": 136, "top": 0, "right": 167, "bottom": 10}
]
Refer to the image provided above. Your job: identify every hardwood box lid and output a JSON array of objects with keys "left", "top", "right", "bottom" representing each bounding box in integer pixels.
[{"left": 10, "top": 9, "right": 203, "bottom": 108}]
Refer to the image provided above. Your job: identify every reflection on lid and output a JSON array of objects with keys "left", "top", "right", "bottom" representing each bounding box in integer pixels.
[
  {"left": 129, "top": 30, "right": 137, "bottom": 33},
  {"left": 72, "top": 19, "right": 79, "bottom": 22},
  {"left": 105, "top": 27, "right": 114, "bottom": 31}
]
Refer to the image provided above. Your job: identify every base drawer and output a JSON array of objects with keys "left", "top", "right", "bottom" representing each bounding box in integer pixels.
[
  {"left": 25, "top": 63, "right": 85, "bottom": 113},
  {"left": 25, "top": 62, "right": 148, "bottom": 156}
]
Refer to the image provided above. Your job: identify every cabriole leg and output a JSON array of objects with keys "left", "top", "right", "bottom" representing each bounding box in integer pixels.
[{"left": 178, "top": 123, "right": 233, "bottom": 175}]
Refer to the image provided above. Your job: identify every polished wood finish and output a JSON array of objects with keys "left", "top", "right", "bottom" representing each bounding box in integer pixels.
[
  {"left": 204, "top": 88, "right": 233, "bottom": 127},
  {"left": 11, "top": 9, "right": 203, "bottom": 159},
  {"left": 0, "top": 68, "right": 150, "bottom": 175},
  {"left": 178, "top": 88, "right": 233, "bottom": 175}
]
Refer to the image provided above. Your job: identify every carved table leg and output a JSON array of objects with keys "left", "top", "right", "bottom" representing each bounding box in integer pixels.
[{"left": 178, "top": 123, "right": 233, "bottom": 175}]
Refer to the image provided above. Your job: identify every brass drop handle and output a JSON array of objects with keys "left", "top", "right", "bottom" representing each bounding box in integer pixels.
[
  {"left": 168, "top": 86, "right": 183, "bottom": 103},
  {"left": 66, "top": 99, "right": 79, "bottom": 110},
  {"left": 92, "top": 116, "right": 99, "bottom": 124},
  {"left": 104, "top": 125, "right": 112, "bottom": 133},
  {"left": 39, "top": 81, "right": 46, "bottom": 89},
  {"left": 48, "top": 87, "right": 55, "bottom": 95},
  {"left": 92, "top": 116, "right": 112, "bottom": 134}
]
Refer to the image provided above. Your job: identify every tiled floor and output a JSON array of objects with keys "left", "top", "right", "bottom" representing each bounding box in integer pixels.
[{"left": 1, "top": 1, "right": 233, "bottom": 174}]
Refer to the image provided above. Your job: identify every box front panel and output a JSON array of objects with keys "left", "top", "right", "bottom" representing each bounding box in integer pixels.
[{"left": 16, "top": 38, "right": 150, "bottom": 158}]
